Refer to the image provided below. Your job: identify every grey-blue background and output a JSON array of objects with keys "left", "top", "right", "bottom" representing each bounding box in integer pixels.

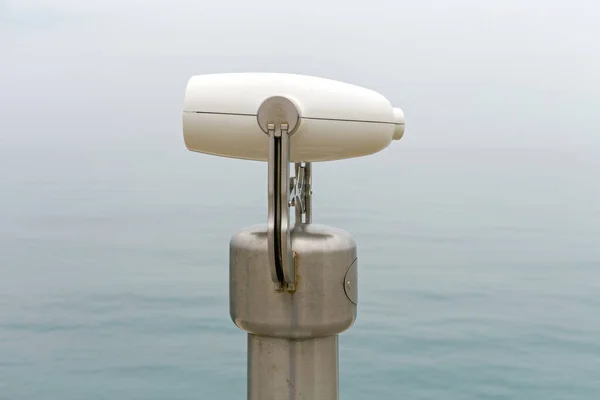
[{"left": 1, "top": 0, "right": 599, "bottom": 399}]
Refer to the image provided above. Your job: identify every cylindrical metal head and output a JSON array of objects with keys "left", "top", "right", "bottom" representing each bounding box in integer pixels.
[{"left": 230, "top": 224, "right": 358, "bottom": 339}]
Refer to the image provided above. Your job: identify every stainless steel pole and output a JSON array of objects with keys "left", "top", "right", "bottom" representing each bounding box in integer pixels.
[{"left": 247, "top": 335, "right": 338, "bottom": 399}]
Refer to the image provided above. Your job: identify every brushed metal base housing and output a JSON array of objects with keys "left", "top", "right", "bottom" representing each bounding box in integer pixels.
[{"left": 230, "top": 224, "right": 358, "bottom": 339}]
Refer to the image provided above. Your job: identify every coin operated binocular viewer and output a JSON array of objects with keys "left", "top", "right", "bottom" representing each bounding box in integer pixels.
[{"left": 182, "top": 73, "right": 406, "bottom": 400}]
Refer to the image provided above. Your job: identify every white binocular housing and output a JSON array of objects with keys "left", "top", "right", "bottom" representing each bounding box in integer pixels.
[{"left": 182, "top": 73, "right": 405, "bottom": 162}]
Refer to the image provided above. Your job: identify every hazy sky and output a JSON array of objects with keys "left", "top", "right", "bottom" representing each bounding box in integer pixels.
[{"left": 1, "top": 0, "right": 599, "bottom": 156}]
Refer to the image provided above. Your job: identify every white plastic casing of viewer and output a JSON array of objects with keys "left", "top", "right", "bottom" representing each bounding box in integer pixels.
[{"left": 182, "top": 73, "right": 405, "bottom": 162}]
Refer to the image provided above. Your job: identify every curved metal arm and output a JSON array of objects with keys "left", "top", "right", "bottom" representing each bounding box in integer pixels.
[
  {"left": 257, "top": 96, "right": 300, "bottom": 292},
  {"left": 267, "top": 123, "right": 295, "bottom": 292},
  {"left": 258, "top": 96, "right": 313, "bottom": 292}
]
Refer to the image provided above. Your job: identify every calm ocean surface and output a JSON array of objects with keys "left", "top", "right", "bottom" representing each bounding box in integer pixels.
[{"left": 1, "top": 146, "right": 599, "bottom": 399}]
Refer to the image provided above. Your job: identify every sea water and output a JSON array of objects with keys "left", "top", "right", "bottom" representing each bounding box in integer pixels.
[{"left": 1, "top": 147, "right": 598, "bottom": 399}]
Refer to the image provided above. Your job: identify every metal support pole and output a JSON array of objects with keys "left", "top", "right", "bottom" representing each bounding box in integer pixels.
[{"left": 248, "top": 335, "right": 338, "bottom": 400}]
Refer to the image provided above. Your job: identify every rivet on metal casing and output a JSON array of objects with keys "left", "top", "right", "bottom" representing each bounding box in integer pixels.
[{"left": 343, "top": 258, "right": 358, "bottom": 305}]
